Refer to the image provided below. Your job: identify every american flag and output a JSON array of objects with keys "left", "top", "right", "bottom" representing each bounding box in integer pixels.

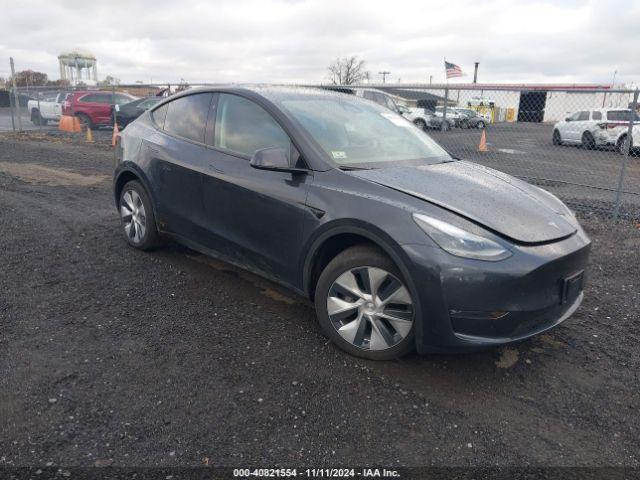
[{"left": 445, "top": 61, "right": 463, "bottom": 79}]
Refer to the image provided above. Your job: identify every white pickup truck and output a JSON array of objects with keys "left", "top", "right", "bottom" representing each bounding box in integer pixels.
[{"left": 28, "top": 92, "right": 68, "bottom": 126}]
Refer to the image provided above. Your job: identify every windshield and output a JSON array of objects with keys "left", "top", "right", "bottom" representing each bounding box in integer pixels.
[{"left": 279, "top": 96, "right": 451, "bottom": 168}]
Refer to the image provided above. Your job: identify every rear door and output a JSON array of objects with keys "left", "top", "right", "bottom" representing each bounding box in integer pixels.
[
  {"left": 146, "top": 93, "right": 214, "bottom": 242},
  {"left": 201, "top": 93, "right": 310, "bottom": 284},
  {"left": 562, "top": 111, "right": 582, "bottom": 142},
  {"left": 77, "top": 93, "right": 112, "bottom": 125},
  {"left": 571, "top": 110, "right": 591, "bottom": 142}
]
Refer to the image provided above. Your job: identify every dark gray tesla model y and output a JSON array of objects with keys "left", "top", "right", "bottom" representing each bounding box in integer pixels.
[{"left": 113, "top": 86, "right": 590, "bottom": 360}]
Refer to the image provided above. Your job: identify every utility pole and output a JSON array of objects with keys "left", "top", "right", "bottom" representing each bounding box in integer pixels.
[
  {"left": 10, "top": 57, "right": 23, "bottom": 131},
  {"left": 429, "top": 75, "right": 433, "bottom": 85},
  {"left": 473, "top": 62, "right": 479, "bottom": 83},
  {"left": 378, "top": 71, "right": 391, "bottom": 84}
]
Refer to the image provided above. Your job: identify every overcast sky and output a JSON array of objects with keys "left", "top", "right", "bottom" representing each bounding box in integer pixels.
[{"left": 1, "top": 0, "right": 638, "bottom": 86}]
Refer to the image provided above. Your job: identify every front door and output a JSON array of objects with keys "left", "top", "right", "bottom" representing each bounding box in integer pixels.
[{"left": 201, "top": 93, "right": 310, "bottom": 285}]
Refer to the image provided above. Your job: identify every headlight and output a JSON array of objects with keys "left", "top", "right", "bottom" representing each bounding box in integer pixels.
[{"left": 413, "top": 213, "right": 512, "bottom": 261}]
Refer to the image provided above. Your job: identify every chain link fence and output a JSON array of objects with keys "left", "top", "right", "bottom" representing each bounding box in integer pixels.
[{"left": 2, "top": 82, "right": 639, "bottom": 219}]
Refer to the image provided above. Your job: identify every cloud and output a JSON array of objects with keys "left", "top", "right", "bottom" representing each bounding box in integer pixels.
[{"left": 0, "top": 0, "right": 638, "bottom": 86}]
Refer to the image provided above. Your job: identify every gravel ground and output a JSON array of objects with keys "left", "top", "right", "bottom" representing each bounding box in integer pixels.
[{"left": 0, "top": 133, "right": 639, "bottom": 469}]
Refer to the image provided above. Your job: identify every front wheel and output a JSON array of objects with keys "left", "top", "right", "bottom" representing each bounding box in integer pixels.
[
  {"left": 315, "top": 245, "right": 416, "bottom": 360},
  {"left": 119, "top": 180, "right": 161, "bottom": 250},
  {"left": 616, "top": 134, "right": 632, "bottom": 154},
  {"left": 476, "top": 121, "right": 486, "bottom": 129},
  {"left": 413, "top": 119, "right": 427, "bottom": 131}
]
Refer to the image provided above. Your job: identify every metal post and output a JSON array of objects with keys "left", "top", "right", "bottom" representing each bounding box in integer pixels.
[
  {"left": 10, "top": 57, "right": 23, "bottom": 131},
  {"left": 613, "top": 88, "right": 639, "bottom": 219},
  {"left": 441, "top": 85, "right": 449, "bottom": 131},
  {"left": 112, "top": 84, "right": 117, "bottom": 164},
  {"left": 112, "top": 84, "right": 116, "bottom": 126},
  {"left": 473, "top": 62, "right": 479, "bottom": 83},
  {"left": 8, "top": 87, "right": 16, "bottom": 131},
  {"left": 36, "top": 90, "right": 42, "bottom": 131}
]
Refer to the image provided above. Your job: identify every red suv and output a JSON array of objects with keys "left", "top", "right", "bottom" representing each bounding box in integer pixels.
[{"left": 62, "top": 91, "right": 137, "bottom": 128}]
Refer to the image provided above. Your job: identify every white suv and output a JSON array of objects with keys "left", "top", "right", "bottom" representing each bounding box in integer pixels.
[{"left": 552, "top": 109, "right": 640, "bottom": 153}]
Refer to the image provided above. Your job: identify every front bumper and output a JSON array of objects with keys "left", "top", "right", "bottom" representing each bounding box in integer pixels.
[{"left": 401, "top": 228, "right": 591, "bottom": 353}]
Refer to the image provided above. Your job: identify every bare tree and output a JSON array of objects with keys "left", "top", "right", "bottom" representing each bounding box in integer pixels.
[{"left": 328, "top": 56, "right": 367, "bottom": 85}]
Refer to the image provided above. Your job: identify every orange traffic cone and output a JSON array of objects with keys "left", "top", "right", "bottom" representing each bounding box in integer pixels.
[
  {"left": 59, "top": 115, "right": 82, "bottom": 133},
  {"left": 111, "top": 122, "right": 119, "bottom": 147},
  {"left": 478, "top": 128, "right": 488, "bottom": 152}
]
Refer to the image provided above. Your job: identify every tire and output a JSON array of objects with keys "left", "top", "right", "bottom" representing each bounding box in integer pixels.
[
  {"left": 552, "top": 129, "right": 562, "bottom": 145},
  {"left": 581, "top": 132, "right": 595, "bottom": 150},
  {"left": 314, "top": 245, "right": 416, "bottom": 360},
  {"left": 76, "top": 113, "right": 93, "bottom": 129},
  {"left": 118, "top": 180, "right": 161, "bottom": 251},
  {"left": 31, "top": 109, "right": 42, "bottom": 126},
  {"left": 616, "top": 134, "right": 632, "bottom": 154},
  {"left": 477, "top": 121, "right": 485, "bottom": 129},
  {"left": 413, "top": 119, "right": 427, "bottom": 131}
]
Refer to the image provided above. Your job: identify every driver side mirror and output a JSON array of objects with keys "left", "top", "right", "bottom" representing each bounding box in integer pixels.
[
  {"left": 250, "top": 147, "right": 307, "bottom": 174},
  {"left": 565, "top": 116, "right": 572, "bottom": 122}
]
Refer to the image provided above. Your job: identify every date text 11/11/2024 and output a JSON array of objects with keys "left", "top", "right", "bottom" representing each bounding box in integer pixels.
[{"left": 233, "top": 468, "right": 401, "bottom": 478}]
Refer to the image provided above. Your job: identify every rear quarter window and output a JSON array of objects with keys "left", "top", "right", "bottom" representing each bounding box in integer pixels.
[
  {"left": 151, "top": 103, "right": 169, "bottom": 129},
  {"left": 162, "top": 93, "right": 213, "bottom": 143}
]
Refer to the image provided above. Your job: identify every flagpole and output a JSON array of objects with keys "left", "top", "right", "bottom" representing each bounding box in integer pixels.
[{"left": 442, "top": 57, "right": 449, "bottom": 131}]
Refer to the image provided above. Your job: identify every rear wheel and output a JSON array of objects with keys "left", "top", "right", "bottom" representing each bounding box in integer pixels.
[
  {"left": 315, "top": 245, "right": 416, "bottom": 360},
  {"left": 581, "top": 131, "right": 595, "bottom": 150},
  {"left": 552, "top": 129, "right": 562, "bottom": 145},
  {"left": 31, "top": 109, "right": 44, "bottom": 126},
  {"left": 119, "top": 180, "right": 161, "bottom": 251},
  {"left": 476, "top": 120, "right": 486, "bottom": 129}
]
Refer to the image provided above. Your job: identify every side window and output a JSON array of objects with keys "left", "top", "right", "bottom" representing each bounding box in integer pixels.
[
  {"left": 79, "top": 94, "right": 99, "bottom": 103},
  {"left": 163, "top": 93, "right": 213, "bottom": 143},
  {"left": 577, "top": 111, "right": 590, "bottom": 121},
  {"left": 214, "top": 93, "right": 291, "bottom": 159},
  {"left": 591, "top": 111, "right": 602, "bottom": 120},
  {"left": 115, "top": 94, "right": 134, "bottom": 105},
  {"left": 567, "top": 112, "right": 580, "bottom": 121},
  {"left": 152, "top": 103, "right": 168, "bottom": 128}
]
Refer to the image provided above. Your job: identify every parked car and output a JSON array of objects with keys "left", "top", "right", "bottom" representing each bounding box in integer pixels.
[
  {"left": 435, "top": 106, "right": 466, "bottom": 127},
  {"left": 398, "top": 106, "right": 453, "bottom": 131},
  {"left": 352, "top": 88, "right": 403, "bottom": 113},
  {"left": 28, "top": 92, "right": 69, "bottom": 125},
  {"left": 62, "top": 91, "right": 138, "bottom": 128},
  {"left": 113, "top": 96, "right": 163, "bottom": 128},
  {"left": 114, "top": 86, "right": 590, "bottom": 360},
  {"left": 552, "top": 109, "right": 640, "bottom": 153},
  {"left": 454, "top": 108, "right": 488, "bottom": 129}
]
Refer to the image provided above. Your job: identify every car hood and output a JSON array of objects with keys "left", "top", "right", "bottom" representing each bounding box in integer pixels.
[{"left": 350, "top": 161, "right": 577, "bottom": 244}]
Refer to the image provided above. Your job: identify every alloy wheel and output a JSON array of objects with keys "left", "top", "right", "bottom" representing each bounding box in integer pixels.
[
  {"left": 326, "top": 267, "right": 414, "bottom": 351},
  {"left": 120, "top": 189, "right": 147, "bottom": 244}
]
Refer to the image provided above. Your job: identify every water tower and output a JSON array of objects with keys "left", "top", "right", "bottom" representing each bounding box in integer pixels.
[{"left": 58, "top": 50, "right": 98, "bottom": 86}]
